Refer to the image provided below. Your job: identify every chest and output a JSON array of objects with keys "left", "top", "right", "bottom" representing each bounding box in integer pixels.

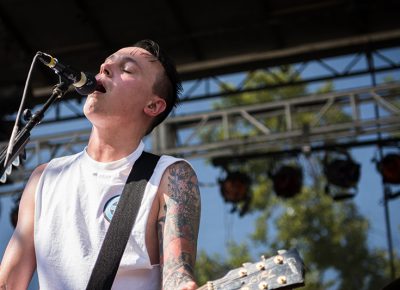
[{"left": 36, "top": 162, "right": 162, "bottom": 263}]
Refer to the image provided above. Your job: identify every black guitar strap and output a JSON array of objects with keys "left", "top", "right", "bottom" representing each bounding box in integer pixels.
[{"left": 86, "top": 151, "right": 160, "bottom": 290}]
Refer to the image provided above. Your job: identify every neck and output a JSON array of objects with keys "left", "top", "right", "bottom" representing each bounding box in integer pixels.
[{"left": 86, "top": 126, "right": 143, "bottom": 162}]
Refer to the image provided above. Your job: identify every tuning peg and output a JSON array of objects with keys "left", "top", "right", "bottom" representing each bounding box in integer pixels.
[
  {"left": 206, "top": 281, "right": 214, "bottom": 290},
  {"left": 277, "top": 249, "right": 287, "bottom": 255},
  {"left": 256, "top": 261, "right": 265, "bottom": 270},
  {"left": 258, "top": 281, "right": 268, "bottom": 289},
  {"left": 273, "top": 255, "right": 284, "bottom": 264},
  {"left": 238, "top": 268, "right": 248, "bottom": 277},
  {"left": 277, "top": 276, "right": 287, "bottom": 285},
  {"left": 12, "top": 156, "right": 20, "bottom": 167},
  {"left": 0, "top": 173, "right": 7, "bottom": 183}
]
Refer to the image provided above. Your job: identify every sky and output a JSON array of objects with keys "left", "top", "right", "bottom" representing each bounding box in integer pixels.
[{"left": 0, "top": 47, "right": 399, "bottom": 289}]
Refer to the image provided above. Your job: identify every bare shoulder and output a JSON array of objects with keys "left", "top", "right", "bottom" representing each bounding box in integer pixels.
[
  {"left": 159, "top": 160, "right": 201, "bottom": 208},
  {"left": 23, "top": 163, "right": 48, "bottom": 196},
  {"left": 160, "top": 161, "right": 200, "bottom": 197},
  {"left": 31, "top": 163, "right": 47, "bottom": 179},
  {"left": 164, "top": 160, "right": 196, "bottom": 177}
]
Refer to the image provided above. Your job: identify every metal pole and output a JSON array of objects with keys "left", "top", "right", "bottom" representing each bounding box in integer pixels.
[{"left": 367, "top": 50, "right": 396, "bottom": 279}]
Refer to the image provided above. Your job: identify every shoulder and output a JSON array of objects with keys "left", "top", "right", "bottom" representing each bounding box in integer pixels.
[
  {"left": 33, "top": 162, "right": 47, "bottom": 175},
  {"left": 162, "top": 160, "right": 197, "bottom": 181},
  {"left": 23, "top": 152, "right": 76, "bottom": 200},
  {"left": 154, "top": 155, "right": 197, "bottom": 185},
  {"left": 15, "top": 162, "right": 48, "bottom": 230},
  {"left": 27, "top": 163, "right": 48, "bottom": 188},
  {"left": 37, "top": 152, "right": 84, "bottom": 179},
  {"left": 46, "top": 151, "right": 83, "bottom": 168},
  {"left": 159, "top": 160, "right": 199, "bottom": 198},
  {"left": 21, "top": 163, "right": 48, "bottom": 198},
  {"left": 156, "top": 155, "right": 187, "bottom": 170},
  {"left": 166, "top": 159, "right": 195, "bottom": 172}
]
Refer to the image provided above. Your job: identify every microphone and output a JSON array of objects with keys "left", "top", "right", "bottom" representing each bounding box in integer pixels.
[{"left": 37, "top": 52, "right": 97, "bottom": 95}]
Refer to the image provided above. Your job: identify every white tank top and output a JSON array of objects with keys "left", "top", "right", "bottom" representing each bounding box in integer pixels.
[{"left": 34, "top": 141, "right": 184, "bottom": 290}]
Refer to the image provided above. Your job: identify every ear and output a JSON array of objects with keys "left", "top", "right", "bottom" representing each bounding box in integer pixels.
[{"left": 144, "top": 97, "right": 167, "bottom": 117}]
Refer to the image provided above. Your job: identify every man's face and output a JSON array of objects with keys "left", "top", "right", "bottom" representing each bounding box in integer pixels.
[{"left": 83, "top": 47, "right": 164, "bottom": 127}]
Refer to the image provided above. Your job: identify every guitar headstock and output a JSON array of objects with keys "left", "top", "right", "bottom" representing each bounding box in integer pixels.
[{"left": 205, "top": 249, "right": 305, "bottom": 290}]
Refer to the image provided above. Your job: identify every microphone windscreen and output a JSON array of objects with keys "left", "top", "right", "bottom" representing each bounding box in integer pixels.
[{"left": 75, "top": 73, "right": 97, "bottom": 95}]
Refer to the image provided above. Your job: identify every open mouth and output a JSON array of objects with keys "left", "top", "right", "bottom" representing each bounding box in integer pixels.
[{"left": 95, "top": 82, "right": 106, "bottom": 93}]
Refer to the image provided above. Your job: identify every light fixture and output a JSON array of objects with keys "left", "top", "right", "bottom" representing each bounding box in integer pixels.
[
  {"left": 269, "top": 164, "right": 303, "bottom": 198},
  {"left": 219, "top": 171, "right": 251, "bottom": 216},
  {"left": 376, "top": 153, "right": 400, "bottom": 184},
  {"left": 323, "top": 150, "right": 360, "bottom": 200},
  {"left": 375, "top": 152, "right": 400, "bottom": 200}
]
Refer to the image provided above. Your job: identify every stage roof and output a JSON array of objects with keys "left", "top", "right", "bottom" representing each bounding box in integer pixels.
[{"left": 0, "top": 0, "right": 400, "bottom": 113}]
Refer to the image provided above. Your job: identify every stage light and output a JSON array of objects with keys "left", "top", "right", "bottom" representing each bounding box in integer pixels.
[
  {"left": 376, "top": 153, "right": 400, "bottom": 184},
  {"left": 323, "top": 151, "right": 360, "bottom": 200},
  {"left": 219, "top": 171, "right": 251, "bottom": 216},
  {"left": 269, "top": 164, "right": 303, "bottom": 198}
]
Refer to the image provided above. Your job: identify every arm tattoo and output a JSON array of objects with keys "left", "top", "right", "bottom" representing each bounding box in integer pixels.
[{"left": 158, "top": 161, "right": 201, "bottom": 290}]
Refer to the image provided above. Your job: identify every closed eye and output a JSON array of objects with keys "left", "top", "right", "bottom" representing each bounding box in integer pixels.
[{"left": 121, "top": 61, "right": 138, "bottom": 74}]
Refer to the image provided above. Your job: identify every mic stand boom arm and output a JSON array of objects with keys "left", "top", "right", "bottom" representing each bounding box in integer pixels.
[{"left": 0, "top": 81, "right": 71, "bottom": 181}]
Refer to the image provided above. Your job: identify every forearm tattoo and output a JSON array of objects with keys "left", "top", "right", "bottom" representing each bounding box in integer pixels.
[{"left": 158, "top": 161, "right": 201, "bottom": 290}]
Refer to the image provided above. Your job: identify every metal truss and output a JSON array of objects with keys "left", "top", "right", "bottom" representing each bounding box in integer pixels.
[
  {"left": 152, "top": 82, "right": 400, "bottom": 160},
  {"left": 179, "top": 47, "right": 400, "bottom": 103}
]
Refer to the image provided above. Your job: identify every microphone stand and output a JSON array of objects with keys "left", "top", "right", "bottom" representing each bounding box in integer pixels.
[{"left": 0, "top": 80, "right": 71, "bottom": 180}]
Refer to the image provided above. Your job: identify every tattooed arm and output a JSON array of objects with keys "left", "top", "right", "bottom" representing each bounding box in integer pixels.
[{"left": 157, "top": 161, "right": 201, "bottom": 290}]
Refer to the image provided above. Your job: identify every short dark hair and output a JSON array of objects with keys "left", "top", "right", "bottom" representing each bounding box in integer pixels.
[{"left": 133, "top": 39, "right": 182, "bottom": 135}]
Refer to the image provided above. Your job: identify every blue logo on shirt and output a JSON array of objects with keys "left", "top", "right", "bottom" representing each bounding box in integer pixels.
[{"left": 103, "top": 195, "right": 120, "bottom": 222}]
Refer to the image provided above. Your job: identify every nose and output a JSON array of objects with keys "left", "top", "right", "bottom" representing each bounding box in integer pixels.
[{"left": 100, "top": 62, "right": 112, "bottom": 77}]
